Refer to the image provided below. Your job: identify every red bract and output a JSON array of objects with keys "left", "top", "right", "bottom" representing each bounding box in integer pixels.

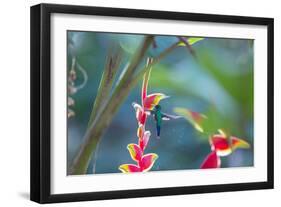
[
  {"left": 200, "top": 151, "right": 221, "bottom": 169},
  {"left": 127, "top": 144, "right": 143, "bottom": 162},
  {"left": 143, "top": 93, "right": 169, "bottom": 110},
  {"left": 140, "top": 153, "right": 158, "bottom": 172},
  {"left": 139, "top": 131, "right": 150, "bottom": 151},
  {"left": 210, "top": 134, "right": 232, "bottom": 156},
  {"left": 132, "top": 103, "right": 147, "bottom": 125}
]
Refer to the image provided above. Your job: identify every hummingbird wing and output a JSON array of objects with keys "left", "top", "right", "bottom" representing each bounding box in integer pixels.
[{"left": 161, "top": 112, "right": 182, "bottom": 120}]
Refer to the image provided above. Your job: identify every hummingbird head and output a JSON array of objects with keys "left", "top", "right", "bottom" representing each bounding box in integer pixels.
[{"left": 155, "top": 105, "right": 161, "bottom": 110}]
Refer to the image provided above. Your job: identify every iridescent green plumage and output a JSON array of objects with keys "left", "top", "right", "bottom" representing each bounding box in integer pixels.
[{"left": 150, "top": 105, "right": 182, "bottom": 138}]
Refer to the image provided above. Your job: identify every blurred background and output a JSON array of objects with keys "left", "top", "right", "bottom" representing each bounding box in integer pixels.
[{"left": 67, "top": 31, "right": 254, "bottom": 174}]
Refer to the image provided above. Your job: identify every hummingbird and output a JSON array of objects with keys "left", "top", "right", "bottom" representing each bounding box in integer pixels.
[{"left": 149, "top": 105, "right": 182, "bottom": 138}]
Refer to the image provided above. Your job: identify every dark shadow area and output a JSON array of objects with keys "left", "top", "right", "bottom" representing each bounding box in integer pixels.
[{"left": 18, "top": 192, "right": 29, "bottom": 200}]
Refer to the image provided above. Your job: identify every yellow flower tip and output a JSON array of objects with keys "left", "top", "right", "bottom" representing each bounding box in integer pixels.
[
  {"left": 119, "top": 165, "right": 129, "bottom": 173},
  {"left": 153, "top": 154, "right": 159, "bottom": 161},
  {"left": 127, "top": 144, "right": 136, "bottom": 156},
  {"left": 150, "top": 153, "right": 159, "bottom": 162},
  {"left": 127, "top": 143, "right": 134, "bottom": 150},
  {"left": 151, "top": 94, "right": 169, "bottom": 107},
  {"left": 231, "top": 136, "right": 251, "bottom": 151},
  {"left": 127, "top": 143, "right": 142, "bottom": 162}
]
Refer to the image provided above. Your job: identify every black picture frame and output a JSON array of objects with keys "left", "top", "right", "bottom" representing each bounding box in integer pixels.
[{"left": 30, "top": 3, "right": 274, "bottom": 204}]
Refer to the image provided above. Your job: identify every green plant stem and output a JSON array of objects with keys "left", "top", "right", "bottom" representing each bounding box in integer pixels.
[{"left": 177, "top": 36, "right": 196, "bottom": 58}]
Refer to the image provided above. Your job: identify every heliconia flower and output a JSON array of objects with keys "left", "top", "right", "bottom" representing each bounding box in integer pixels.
[
  {"left": 119, "top": 164, "right": 141, "bottom": 173},
  {"left": 201, "top": 129, "right": 251, "bottom": 169},
  {"left": 209, "top": 130, "right": 250, "bottom": 156},
  {"left": 139, "top": 131, "right": 151, "bottom": 151},
  {"left": 173, "top": 107, "right": 207, "bottom": 133},
  {"left": 119, "top": 58, "right": 160, "bottom": 174},
  {"left": 143, "top": 93, "right": 169, "bottom": 110},
  {"left": 200, "top": 151, "right": 221, "bottom": 169}
]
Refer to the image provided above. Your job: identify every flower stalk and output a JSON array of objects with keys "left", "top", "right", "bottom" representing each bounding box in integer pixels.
[{"left": 119, "top": 58, "right": 167, "bottom": 173}]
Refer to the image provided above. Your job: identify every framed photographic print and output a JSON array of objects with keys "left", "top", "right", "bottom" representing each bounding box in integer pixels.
[{"left": 30, "top": 3, "right": 274, "bottom": 203}]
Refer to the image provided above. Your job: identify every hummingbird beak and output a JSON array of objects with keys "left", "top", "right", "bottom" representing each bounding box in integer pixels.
[{"left": 162, "top": 95, "right": 170, "bottom": 100}]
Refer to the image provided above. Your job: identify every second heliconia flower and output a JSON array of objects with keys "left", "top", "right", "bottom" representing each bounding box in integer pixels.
[{"left": 201, "top": 129, "right": 250, "bottom": 169}]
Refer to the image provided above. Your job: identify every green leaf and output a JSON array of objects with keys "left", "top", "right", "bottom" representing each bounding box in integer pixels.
[{"left": 178, "top": 37, "right": 204, "bottom": 46}]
